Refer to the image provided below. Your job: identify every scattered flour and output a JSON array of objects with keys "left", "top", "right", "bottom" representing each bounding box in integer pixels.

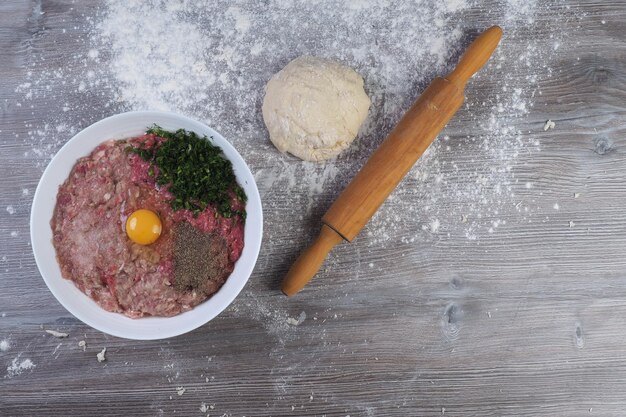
[
  {"left": 286, "top": 317, "right": 299, "bottom": 326},
  {"left": 6, "top": 357, "right": 35, "bottom": 378},
  {"left": 45, "top": 329, "right": 69, "bottom": 338},
  {"left": 230, "top": 293, "right": 295, "bottom": 343},
  {"left": 200, "top": 402, "right": 215, "bottom": 412},
  {"left": 176, "top": 386, "right": 186, "bottom": 396},
  {"left": 286, "top": 311, "right": 307, "bottom": 326},
  {"left": 6, "top": 206, "right": 15, "bottom": 215},
  {"left": 15, "top": 0, "right": 575, "bottom": 245},
  {"left": 8, "top": 6, "right": 579, "bottom": 383},
  {"left": 0, "top": 339, "right": 10, "bottom": 352}
]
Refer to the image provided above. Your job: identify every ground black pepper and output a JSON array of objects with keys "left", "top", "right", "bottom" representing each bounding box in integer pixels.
[{"left": 173, "top": 222, "right": 231, "bottom": 296}]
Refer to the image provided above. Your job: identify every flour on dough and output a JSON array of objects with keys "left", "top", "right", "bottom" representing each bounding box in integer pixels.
[{"left": 262, "top": 56, "right": 370, "bottom": 161}]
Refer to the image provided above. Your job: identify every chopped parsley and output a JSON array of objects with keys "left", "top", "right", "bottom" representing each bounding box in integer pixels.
[{"left": 129, "top": 125, "right": 246, "bottom": 219}]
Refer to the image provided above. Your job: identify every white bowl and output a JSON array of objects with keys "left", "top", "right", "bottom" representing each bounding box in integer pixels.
[{"left": 30, "top": 111, "right": 263, "bottom": 340}]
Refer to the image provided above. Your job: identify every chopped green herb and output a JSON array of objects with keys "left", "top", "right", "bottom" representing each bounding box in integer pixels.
[{"left": 129, "top": 125, "right": 246, "bottom": 219}]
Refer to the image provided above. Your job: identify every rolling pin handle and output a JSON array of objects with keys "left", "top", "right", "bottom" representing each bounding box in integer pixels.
[
  {"left": 281, "top": 224, "right": 344, "bottom": 296},
  {"left": 446, "top": 25, "right": 503, "bottom": 89}
]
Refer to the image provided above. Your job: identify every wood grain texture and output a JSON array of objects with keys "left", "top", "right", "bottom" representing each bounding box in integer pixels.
[{"left": 1, "top": 1, "right": 626, "bottom": 416}]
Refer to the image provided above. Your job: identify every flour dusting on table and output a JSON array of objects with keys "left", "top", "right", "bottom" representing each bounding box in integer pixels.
[
  {"left": 9, "top": 2, "right": 578, "bottom": 369},
  {"left": 15, "top": 0, "right": 571, "bottom": 246},
  {"left": 6, "top": 357, "right": 35, "bottom": 378},
  {"left": 0, "top": 339, "right": 10, "bottom": 352},
  {"left": 7, "top": 6, "right": 578, "bottom": 385}
]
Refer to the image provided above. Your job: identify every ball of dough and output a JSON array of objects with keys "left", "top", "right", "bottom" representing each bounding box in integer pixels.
[{"left": 262, "top": 56, "right": 371, "bottom": 162}]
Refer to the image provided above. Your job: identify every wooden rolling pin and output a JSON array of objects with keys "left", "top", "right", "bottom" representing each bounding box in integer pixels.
[{"left": 281, "top": 25, "right": 503, "bottom": 296}]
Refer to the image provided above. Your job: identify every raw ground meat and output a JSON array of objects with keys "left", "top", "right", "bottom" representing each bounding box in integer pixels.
[{"left": 51, "top": 135, "right": 245, "bottom": 318}]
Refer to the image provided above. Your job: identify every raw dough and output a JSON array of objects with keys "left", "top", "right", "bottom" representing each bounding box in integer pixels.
[{"left": 262, "top": 56, "right": 370, "bottom": 161}]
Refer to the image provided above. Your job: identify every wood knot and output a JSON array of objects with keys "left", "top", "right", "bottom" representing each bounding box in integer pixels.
[
  {"left": 441, "top": 303, "right": 462, "bottom": 341},
  {"left": 575, "top": 322, "right": 584, "bottom": 349},
  {"left": 593, "top": 137, "right": 614, "bottom": 155},
  {"left": 449, "top": 277, "right": 464, "bottom": 290}
]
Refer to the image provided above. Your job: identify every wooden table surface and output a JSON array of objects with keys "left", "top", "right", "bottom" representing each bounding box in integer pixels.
[{"left": 2, "top": 1, "right": 626, "bottom": 416}]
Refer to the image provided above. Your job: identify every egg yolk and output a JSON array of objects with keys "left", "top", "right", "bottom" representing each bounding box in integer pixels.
[{"left": 126, "top": 209, "right": 162, "bottom": 245}]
